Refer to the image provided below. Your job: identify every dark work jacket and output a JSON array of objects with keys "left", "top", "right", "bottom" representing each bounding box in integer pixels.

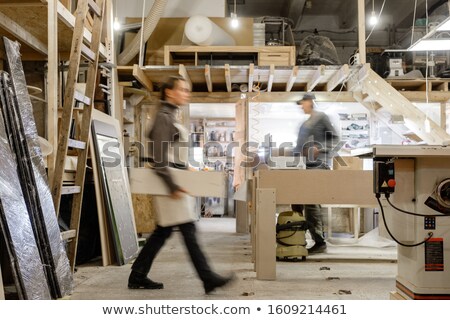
[
  {"left": 149, "top": 101, "right": 185, "bottom": 194},
  {"left": 294, "top": 110, "right": 338, "bottom": 155}
]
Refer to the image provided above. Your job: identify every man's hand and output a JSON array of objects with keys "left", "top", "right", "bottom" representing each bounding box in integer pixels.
[{"left": 170, "top": 187, "right": 189, "bottom": 200}]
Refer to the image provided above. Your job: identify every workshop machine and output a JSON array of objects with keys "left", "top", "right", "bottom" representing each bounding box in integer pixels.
[
  {"left": 276, "top": 210, "right": 308, "bottom": 261},
  {"left": 373, "top": 145, "right": 450, "bottom": 299}
]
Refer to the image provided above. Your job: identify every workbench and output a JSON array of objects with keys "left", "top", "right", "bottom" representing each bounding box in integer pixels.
[{"left": 251, "top": 169, "right": 377, "bottom": 280}]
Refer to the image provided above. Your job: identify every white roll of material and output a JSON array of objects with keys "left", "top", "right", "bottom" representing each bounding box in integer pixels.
[{"left": 184, "top": 15, "right": 236, "bottom": 46}]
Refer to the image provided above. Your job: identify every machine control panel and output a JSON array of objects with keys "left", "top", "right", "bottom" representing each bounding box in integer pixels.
[
  {"left": 374, "top": 158, "right": 395, "bottom": 195},
  {"left": 424, "top": 216, "right": 436, "bottom": 230}
]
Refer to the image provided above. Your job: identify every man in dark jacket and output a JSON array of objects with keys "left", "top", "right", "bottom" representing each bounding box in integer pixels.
[{"left": 292, "top": 93, "right": 339, "bottom": 254}]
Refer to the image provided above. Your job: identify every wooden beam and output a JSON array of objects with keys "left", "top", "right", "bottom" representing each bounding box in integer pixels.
[
  {"left": 307, "top": 65, "right": 325, "bottom": 92},
  {"left": 224, "top": 63, "right": 232, "bottom": 93},
  {"left": 205, "top": 64, "right": 213, "bottom": 93},
  {"left": 357, "top": 0, "right": 366, "bottom": 64},
  {"left": 0, "top": 11, "right": 47, "bottom": 55},
  {"left": 47, "top": 0, "right": 58, "bottom": 183},
  {"left": 148, "top": 91, "right": 356, "bottom": 104},
  {"left": 267, "top": 64, "right": 275, "bottom": 93},
  {"left": 132, "top": 64, "right": 153, "bottom": 92},
  {"left": 248, "top": 63, "right": 254, "bottom": 93},
  {"left": 327, "top": 64, "right": 350, "bottom": 91},
  {"left": 178, "top": 64, "right": 192, "bottom": 91},
  {"left": 286, "top": 66, "right": 299, "bottom": 92}
]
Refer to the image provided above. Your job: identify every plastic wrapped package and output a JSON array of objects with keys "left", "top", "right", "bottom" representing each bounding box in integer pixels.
[
  {"left": 3, "top": 38, "right": 73, "bottom": 297},
  {"left": 0, "top": 86, "right": 51, "bottom": 300},
  {"left": 297, "top": 35, "right": 341, "bottom": 65}
]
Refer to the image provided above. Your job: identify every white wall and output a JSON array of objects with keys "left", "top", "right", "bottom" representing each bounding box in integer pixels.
[{"left": 115, "top": 0, "right": 226, "bottom": 20}]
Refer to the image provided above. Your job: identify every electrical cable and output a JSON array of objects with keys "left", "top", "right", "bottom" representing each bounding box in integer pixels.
[
  {"left": 366, "top": 0, "right": 387, "bottom": 42},
  {"left": 376, "top": 195, "right": 434, "bottom": 247}
]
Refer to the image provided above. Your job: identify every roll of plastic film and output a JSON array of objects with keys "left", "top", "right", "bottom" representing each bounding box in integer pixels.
[{"left": 184, "top": 15, "right": 236, "bottom": 46}]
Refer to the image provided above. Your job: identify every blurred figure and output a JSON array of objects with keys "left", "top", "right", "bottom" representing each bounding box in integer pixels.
[
  {"left": 128, "top": 76, "right": 233, "bottom": 294},
  {"left": 293, "top": 93, "right": 339, "bottom": 254}
]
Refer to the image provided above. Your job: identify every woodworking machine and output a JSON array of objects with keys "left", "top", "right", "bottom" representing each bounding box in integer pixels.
[{"left": 373, "top": 145, "right": 450, "bottom": 299}]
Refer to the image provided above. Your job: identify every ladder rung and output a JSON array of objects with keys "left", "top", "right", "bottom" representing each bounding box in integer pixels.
[
  {"left": 61, "top": 186, "right": 81, "bottom": 195},
  {"left": 68, "top": 138, "right": 86, "bottom": 150},
  {"left": 74, "top": 90, "right": 91, "bottom": 105},
  {"left": 81, "top": 43, "right": 96, "bottom": 62},
  {"left": 61, "top": 230, "right": 77, "bottom": 241},
  {"left": 87, "top": 0, "right": 102, "bottom": 17}
]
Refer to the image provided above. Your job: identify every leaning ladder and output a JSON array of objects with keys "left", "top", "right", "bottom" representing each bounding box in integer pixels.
[{"left": 51, "top": 0, "right": 105, "bottom": 270}]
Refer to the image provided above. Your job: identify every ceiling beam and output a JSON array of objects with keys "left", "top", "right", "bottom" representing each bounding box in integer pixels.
[
  {"left": 286, "top": 66, "right": 299, "bottom": 92},
  {"left": 224, "top": 64, "right": 232, "bottom": 93},
  {"left": 178, "top": 64, "right": 192, "bottom": 91},
  {"left": 0, "top": 11, "right": 48, "bottom": 55},
  {"left": 205, "top": 64, "right": 213, "bottom": 93},
  {"left": 327, "top": 64, "right": 350, "bottom": 91},
  {"left": 307, "top": 65, "right": 325, "bottom": 92},
  {"left": 248, "top": 63, "right": 254, "bottom": 93}
]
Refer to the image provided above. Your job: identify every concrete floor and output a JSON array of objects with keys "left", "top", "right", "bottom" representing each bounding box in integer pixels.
[{"left": 71, "top": 218, "right": 397, "bottom": 300}]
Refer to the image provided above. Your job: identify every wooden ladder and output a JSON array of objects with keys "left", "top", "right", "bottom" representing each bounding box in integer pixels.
[{"left": 51, "top": 0, "right": 105, "bottom": 270}]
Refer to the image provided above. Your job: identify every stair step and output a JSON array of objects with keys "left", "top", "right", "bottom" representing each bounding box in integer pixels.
[
  {"left": 61, "top": 230, "right": 77, "bottom": 241},
  {"left": 74, "top": 90, "right": 91, "bottom": 105},
  {"left": 87, "top": 0, "right": 102, "bottom": 17},
  {"left": 81, "top": 43, "right": 96, "bottom": 62},
  {"left": 61, "top": 186, "right": 81, "bottom": 195},
  {"left": 68, "top": 138, "right": 86, "bottom": 150}
]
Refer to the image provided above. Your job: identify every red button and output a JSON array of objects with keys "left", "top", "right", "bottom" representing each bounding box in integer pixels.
[{"left": 388, "top": 179, "right": 396, "bottom": 188}]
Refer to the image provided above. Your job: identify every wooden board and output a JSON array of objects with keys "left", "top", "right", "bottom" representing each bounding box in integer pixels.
[
  {"left": 130, "top": 168, "right": 226, "bottom": 198},
  {"left": 256, "top": 169, "right": 377, "bottom": 206}
]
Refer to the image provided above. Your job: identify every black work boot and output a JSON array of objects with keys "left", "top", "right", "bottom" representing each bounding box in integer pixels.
[
  {"left": 308, "top": 242, "right": 327, "bottom": 254},
  {"left": 204, "top": 273, "right": 235, "bottom": 294},
  {"left": 128, "top": 271, "right": 164, "bottom": 289}
]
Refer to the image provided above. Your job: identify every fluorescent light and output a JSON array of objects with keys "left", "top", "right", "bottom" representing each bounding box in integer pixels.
[
  {"left": 231, "top": 12, "right": 239, "bottom": 28},
  {"left": 409, "top": 39, "right": 450, "bottom": 51},
  {"left": 437, "top": 17, "right": 450, "bottom": 31},
  {"left": 369, "top": 11, "right": 378, "bottom": 26}
]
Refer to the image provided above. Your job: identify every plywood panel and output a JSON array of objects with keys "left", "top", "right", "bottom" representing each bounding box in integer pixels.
[
  {"left": 256, "top": 169, "right": 377, "bottom": 206},
  {"left": 130, "top": 168, "right": 226, "bottom": 198}
]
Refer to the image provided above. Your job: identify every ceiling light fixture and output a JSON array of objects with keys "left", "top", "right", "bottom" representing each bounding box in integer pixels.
[
  {"left": 369, "top": 0, "right": 378, "bottom": 26},
  {"left": 231, "top": 0, "right": 239, "bottom": 28}
]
